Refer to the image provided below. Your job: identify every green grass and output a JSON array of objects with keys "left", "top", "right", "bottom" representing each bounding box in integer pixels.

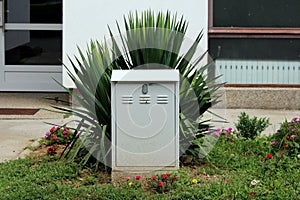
[{"left": 0, "top": 137, "right": 299, "bottom": 199}]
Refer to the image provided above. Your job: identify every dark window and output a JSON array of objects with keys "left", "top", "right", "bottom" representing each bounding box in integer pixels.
[
  {"left": 5, "top": 30, "right": 62, "bottom": 65},
  {"left": 209, "top": 38, "right": 300, "bottom": 61},
  {"left": 5, "top": 0, "right": 62, "bottom": 23},
  {"left": 213, "top": 0, "right": 300, "bottom": 28}
]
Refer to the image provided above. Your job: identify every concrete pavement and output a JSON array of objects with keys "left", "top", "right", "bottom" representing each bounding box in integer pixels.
[
  {"left": 0, "top": 92, "right": 69, "bottom": 162},
  {"left": 0, "top": 119, "right": 66, "bottom": 162}
]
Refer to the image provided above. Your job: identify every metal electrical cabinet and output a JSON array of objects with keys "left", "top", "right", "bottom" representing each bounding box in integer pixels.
[{"left": 111, "top": 70, "right": 179, "bottom": 171}]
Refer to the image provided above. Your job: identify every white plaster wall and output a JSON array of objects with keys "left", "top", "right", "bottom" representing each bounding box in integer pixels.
[{"left": 63, "top": 0, "right": 208, "bottom": 87}]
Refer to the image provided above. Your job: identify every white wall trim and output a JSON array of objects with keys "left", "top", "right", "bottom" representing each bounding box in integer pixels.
[{"left": 5, "top": 23, "right": 62, "bottom": 30}]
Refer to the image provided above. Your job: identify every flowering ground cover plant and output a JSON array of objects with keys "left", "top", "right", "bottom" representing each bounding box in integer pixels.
[
  {"left": 41, "top": 126, "right": 75, "bottom": 156},
  {"left": 126, "top": 175, "right": 142, "bottom": 189},
  {"left": 147, "top": 173, "right": 177, "bottom": 193},
  {"left": 1, "top": 121, "right": 300, "bottom": 199},
  {"left": 46, "top": 145, "right": 59, "bottom": 156},
  {"left": 270, "top": 117, "right": 300, "bottom": 158},
  {"left": 214, "top": 127, "right": 237, "bottom": 142},
  {"left": 43, "top": 126, "right": 75, "bottom": 146},
  {"left": 124, "top": 173, "right": 178, "bottom": 193}
]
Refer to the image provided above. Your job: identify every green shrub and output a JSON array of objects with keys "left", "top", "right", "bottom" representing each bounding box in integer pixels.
[
  {"left": 55, "top": 10, "right": 222, "bottom": 170},
  {"left": 270, "top": 117, "right": 300, "bottom": 158},
  {"left": 235, "top": 112, "right": 270, "bottom": 139}
]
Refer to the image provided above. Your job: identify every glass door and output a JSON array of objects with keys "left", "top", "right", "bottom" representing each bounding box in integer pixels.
[{"left": 0, "top": 0, "right": 63, "bottom": 91}]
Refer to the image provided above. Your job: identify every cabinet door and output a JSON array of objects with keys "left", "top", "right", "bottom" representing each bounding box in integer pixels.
[{"left": 115, "top": 82, "right": 176, "bottom": 167}]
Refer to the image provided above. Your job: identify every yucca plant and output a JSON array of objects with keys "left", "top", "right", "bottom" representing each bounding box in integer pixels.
[{"left": 55, "top": 10, "right": 223, "bottom": 171}]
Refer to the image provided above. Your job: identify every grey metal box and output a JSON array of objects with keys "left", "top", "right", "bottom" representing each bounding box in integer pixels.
[{"left": 111, "top": 70, "right": 179, "bottom": 171}]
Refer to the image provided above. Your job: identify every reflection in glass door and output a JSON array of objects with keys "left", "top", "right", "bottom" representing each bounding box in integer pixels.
[{"left": 0, "top": 0, "right": 63, "bottom": 91}]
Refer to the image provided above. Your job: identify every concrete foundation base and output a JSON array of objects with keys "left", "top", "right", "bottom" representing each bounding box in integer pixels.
[
  {"left": 215, "top": 87, "right": 300, "bottom": 110},
  {"left": 111, "top": 168, "right": 177, "bottom": 186}
]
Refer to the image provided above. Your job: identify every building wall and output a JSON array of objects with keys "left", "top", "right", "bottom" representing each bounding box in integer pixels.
[
  {"left": 63, "top": 0, "right": 208, "bottom": 87},
  {"left": 208, "top": 0, "right": 300, "bottom": 85}
]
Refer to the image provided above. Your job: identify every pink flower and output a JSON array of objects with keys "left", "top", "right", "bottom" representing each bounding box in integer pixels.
[
  {"left": 289, "top": 128, "right": 295, "bottom": 132},
  {"left": 270, "top": 141, "right": 279, "bottom": 145},
  {"left": 291, "top": 135, "right": 297, "bottom": 139},
  {"left": 293, "top": 117, "right": 299, "bottom": 122},
  {"left": 223, "top": 130, "right": 228, "bottom": 134},
  {"left": 216, "top": 128, "right": 221, "bottom": 131},
  {"left": 51, "top": 136, "right": 58, "bottom": 141},
  {"left": 214, "top": 131, "right": 220, "bottom": 137},
  {"left": 63, "top": 130, "right": 68, "bottom": 135},
  {"left": 227, "top": 128, "right": 233, "bottom": 132},
  {"left": 45, "top": 131, "right": 50, "bottom": 138},
  {"left": 126, "top": 176, "right": 130, "bottom": 181},
  {"left": 135, "top": 175, "right": 141, "bottom": 180}
]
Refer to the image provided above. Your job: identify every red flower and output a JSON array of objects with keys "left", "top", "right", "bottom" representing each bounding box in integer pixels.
[
  {"left": 158, "top": 181, "right": 164, "bottom": 187},
  {"left": 286, "top": 135, "right": 290, "bottom": 139},
  {"left": 47, "top": 145, "right": 58, "bottom": 155},
  {"left": 172, "top": 175, "right": 177, "bottom": 181},
  {"left": 266, "top": 154, "right": 273, "bottom": 159},
  {"left": 64, "top": 135, "right": 69, "bottom": 139},
  {"left": 249, "top": 192, "right": 256, "bottom": 196},
  {"left": 151, "top": 175, "right": 156, "bottom": 180},
  {"left": 50, "top": 126, "right": 55, "bottom": 133},
  {"left": 163, "top": 174, "right": 168, "bottom": 179},
  {"left": 167, "top": 173, "right": 170, "bottom": 177},
  {"left": 51, "top": 136, "right": 58, "bottom": 141},
  {"left": 135, "top": 175, "right": 141, "bottom": 180}
]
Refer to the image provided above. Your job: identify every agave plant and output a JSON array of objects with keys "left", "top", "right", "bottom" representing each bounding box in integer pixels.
[{"left": 55, "top": 10, "right": 223, "bottom": 171}]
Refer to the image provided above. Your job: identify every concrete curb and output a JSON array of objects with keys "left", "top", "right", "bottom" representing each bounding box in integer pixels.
[{"left": 17, "top": 139, "right": 41, "bottom": 159}]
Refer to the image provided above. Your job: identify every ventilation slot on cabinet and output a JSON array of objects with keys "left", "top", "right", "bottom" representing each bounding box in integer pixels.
[
  {"left": 157, "top": 95, "right": 169, "bottom": 104},
  {"left": 122, "top": 95, "right": 133, "bottom": 104},
  {"left": 139, "top": 95, "right": 151, "bottom": 104}
]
